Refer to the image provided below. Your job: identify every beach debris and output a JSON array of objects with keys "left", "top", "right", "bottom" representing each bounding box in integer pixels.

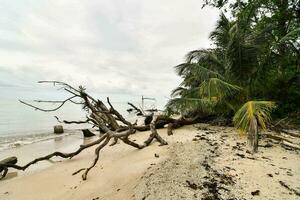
[
  {"left": 251, "top": 190, "right": 260, "bottom": 196},
  {"left": 281, "top": 140, "right": 300, "bottom": 151},
  {"left": 72, "top": 168, "right": 86, "bottom": 176},
  {"left": 235, "top": 153, "right": 245, "bottom": 158},
  {"left": 286, "top": 171, "right": 293, "bottom": 176},
  {"left": 279, "top": 181, "right": 300, "bottom": 196},
  {"left": 0, "top": 157, "right": 18, "bottom": 180},
  {"left": 2, "top": 81, "right": 202, "bottom": 181},
  {"left": 54, "top": 125, "right": 64, "bottom": 134},
  {"left": 154, "top": 153, "right": 159, "bottom": 158},
  {"left": 127, "top": 102, "right": 143, "bottom": 116},
  {"left": 82, "top": 129, "right": 96, "bottom": 137},
  {"left": 260, "top": 143, "right": 273, "bottom": 148},
  {"left": 186, "top": 180, "right": 201, "bottom": 190}
]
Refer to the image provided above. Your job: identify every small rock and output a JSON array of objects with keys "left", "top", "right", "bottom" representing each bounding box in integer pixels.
[
  {"left": 267, "top": 173, "right": 273, "bottom": 177},
  {"left": 286, "top": 171, "right": 293, "bottom": 176},
  {"left": 186, "top": 180, "right": 198, "bottom": 190},
  {"left": 251, "top": 190, "right": 260, "bottom": 196},
  {"left": 235, "top": 153, "right": 245, "bottom": 158},
  {"left": 246, "top": 150, "right": 251, "bottom": 154}
]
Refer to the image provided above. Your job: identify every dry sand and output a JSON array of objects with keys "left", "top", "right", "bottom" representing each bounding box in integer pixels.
[{"left": 0, "top": 124, "right": 299, "bottom": 200}]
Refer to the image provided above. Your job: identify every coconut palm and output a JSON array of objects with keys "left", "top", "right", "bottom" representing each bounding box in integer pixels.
[
  {"left": 166, "top": 10, "right": 281, "bottom": 152},
  {"left": 233, "top": 101, "right": 276, "bottom": 152}
]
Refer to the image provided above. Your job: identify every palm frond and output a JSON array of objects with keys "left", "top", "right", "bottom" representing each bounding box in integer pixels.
[
  {"left": 199, "top": 78, "right": 242, "bottom": 101},
  {"left": 279, "top": 27, "right": 300, "bottom": 43},
  {"left": 233, "top": 101, "right": 276, "bottom": 133},
  {"left": 209, "top": 12, "right": 232, "bottom": 48},
  {"left": 165, "top": 97, "right": 216, "bottom": 115},
  {"left": 171, "top": 87, "right": 186, "bottom": 97}
]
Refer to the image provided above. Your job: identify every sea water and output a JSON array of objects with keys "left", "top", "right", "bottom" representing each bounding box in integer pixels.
[{"left": 0, "top": 99, "right": 140, "bottom": 153}]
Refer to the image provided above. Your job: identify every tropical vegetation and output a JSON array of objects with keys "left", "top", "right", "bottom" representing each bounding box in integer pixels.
[{"left": 166, "top": 0, "right": 299, "bottom": 151}]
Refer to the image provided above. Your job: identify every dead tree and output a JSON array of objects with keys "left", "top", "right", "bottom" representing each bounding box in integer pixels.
[{"left": 0, "top": 81, "right": 195, "bottom": 180}]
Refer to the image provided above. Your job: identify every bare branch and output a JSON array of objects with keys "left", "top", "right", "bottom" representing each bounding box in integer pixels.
[
  {"left": 38, "top": 80, "right": 80, "bottom": 93},
  {"left": 0, "top": 134, "right": 108, "bottom": 172},
  {"left": 127, "top": 102, "right": 144, "bottom": 116},
  {"left": 20, "top": 95, "right": 77, "bottom": 112},
  {"left": 107, "top": 97, "right": 132, "bottom": 127},
  {"left": 82, "top": 136, "right": 111, "bottom": 180},
  {"left": 54, "top": 116, "right": 92, "bottom": 125}
]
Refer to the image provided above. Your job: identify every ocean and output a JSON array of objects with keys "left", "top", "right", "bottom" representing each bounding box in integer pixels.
[
  {"left": 0, "top": 99, "right": 141, "bottom": 153},
  {"left": 0, "top": 98, "right": 159, "bottom": 177}
]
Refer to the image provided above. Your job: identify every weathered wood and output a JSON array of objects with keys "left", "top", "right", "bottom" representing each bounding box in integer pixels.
[
  {"left": 263, "top": 133, "right": 294, "bottom": 143},
  {"left": 281, "top": 140, "right": 300, "bottom": 151},
  {"left": 279, "top": 181, "right": 300, "bottom": 196},
  {"left": 127, "top": 102, "right": 143, "bottom": 116},
  {"left": 54, "top": 125, "right": 64, "bottom": 134},
  {"left": 6, "top": 81, "right": 198, "bottom": 181},
  {"left": 0, "top": 157, "right": 18, "bottom": 180},
  {"left": 0, "top": 157, "right": 18, "bottom": 166},
  {"left": 82, "top": 129, "right": 96, "bottom": 137}
]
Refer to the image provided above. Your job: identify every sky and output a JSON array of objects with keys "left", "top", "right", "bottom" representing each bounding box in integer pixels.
[{"left": 0, "top": 0, "right": 219, "bottom": 107}]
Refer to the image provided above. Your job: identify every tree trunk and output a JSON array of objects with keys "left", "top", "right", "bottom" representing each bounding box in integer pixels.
[{"left": 248, "top": 117, "right": 258, "bottom": 153}]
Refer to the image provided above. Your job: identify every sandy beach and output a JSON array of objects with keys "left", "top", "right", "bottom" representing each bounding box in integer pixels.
[{"left": 0, "top": 124, "right": 299, "bottom": 200}]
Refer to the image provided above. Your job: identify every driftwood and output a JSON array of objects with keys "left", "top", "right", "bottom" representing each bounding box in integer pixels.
[
  {"left": 263, "top": 133, "right": 300, "bottom": 151},
  {"left": 270, "top": 118, "right": 300, "bottom": 138},
  {"left": 279, "top": 181, "right": 300, "bottom": 197},
  {"left": 281, "top": 140, "right": 300, "bottom": 151},
  {"left": 0, "top": 81, "right": 196, "bottom": 180},
  {"left": 127, "top": 102, "right": 144, "bottom": 116},
  {"left": 82, "top": 129, "right": 96, "bottom": 137},
  {"left": 0, "top": 157, "right": 18, "bottom": 179}
]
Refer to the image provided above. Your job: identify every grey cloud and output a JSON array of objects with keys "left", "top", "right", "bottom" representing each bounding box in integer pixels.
[{"left": 0, "top": 0, "right": 219, "bottom": 102}]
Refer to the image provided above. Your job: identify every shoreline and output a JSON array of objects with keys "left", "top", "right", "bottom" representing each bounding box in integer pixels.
[
  {"left": 0, "top": 124, "right": 299, "bottom": 200},
  {"left": 0, "top": 130, "right": 90, "bottom": 177},
  {"left": 0, "top": 129, "right": 86, "bottom": 152}
]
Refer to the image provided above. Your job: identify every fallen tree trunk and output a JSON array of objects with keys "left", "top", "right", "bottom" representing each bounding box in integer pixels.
[{"left": 0, "top": 81, "right": 195, "bottom": 181}]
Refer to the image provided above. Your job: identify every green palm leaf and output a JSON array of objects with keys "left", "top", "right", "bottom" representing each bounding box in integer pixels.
[
  {"left": 199, "top": 78, "right": 242, "bottom": 101},
  {"left": 233, "top": 101, "right": 276, "bottom": 133}
]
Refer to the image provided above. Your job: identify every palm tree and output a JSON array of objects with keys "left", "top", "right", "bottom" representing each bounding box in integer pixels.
[{"left": 166, "top": 11, "right": 278, "bottom": 152}]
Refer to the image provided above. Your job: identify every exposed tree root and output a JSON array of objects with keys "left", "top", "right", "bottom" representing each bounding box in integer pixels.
[{"left": 0, "top": 81, "right": 196, "bottom": 180}]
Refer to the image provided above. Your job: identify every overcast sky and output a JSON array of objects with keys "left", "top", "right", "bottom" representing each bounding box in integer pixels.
[{"left": 0, "top": 0, "right": 219, "bottom": 107}]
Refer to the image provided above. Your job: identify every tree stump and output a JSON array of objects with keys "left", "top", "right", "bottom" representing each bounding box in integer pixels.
[{"left": 54, "top": 125, "right": 64, "bottom": 134}]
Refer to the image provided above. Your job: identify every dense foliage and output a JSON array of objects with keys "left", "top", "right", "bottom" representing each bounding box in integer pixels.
[{"left": 167, "top": 0, "right": 300, "bottom": 128}]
